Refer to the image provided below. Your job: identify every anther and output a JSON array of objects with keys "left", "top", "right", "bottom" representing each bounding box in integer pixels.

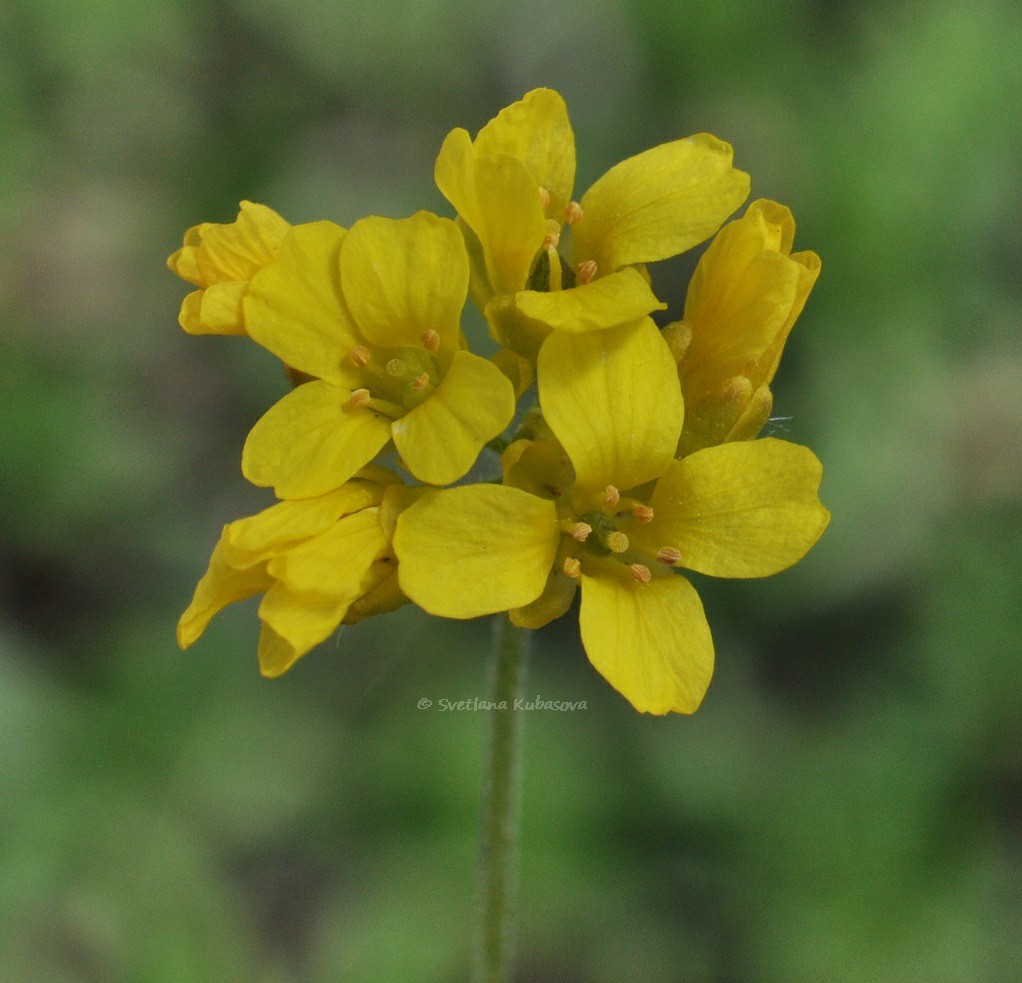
[
  {"left": 606, "top": 531, "right": 629, "bottom": 554},
  {"left": 563, "top": 556, "right": 582, "bottom": 579},
  {"left": 538, "top": 186, "right": 551, "bottom": 209},
  {"left": 410, "top": 372, "right": 431, "bottom": 392},
  {"left": 386, "top": 358, "right": 407, "bottom": 377},
  {"left": 421, "top": 329, "right": 440, "bottom": 352},
  {"left": 571, "top": 522, "right": 592, "bottom": 542},
  {"left": 632, "top": 504, "right": 655, "bottom": 524},
  {"left": 577, "top": 260, "right": 597, "bottom": 284},
  {"left": 348, "top": 388, "right": 371, "bottom": 409},
  {"left": 349, "top": 345, "right": 372, "bottom": 367},
  {"left": 564, "top": 201, "right": 583, "bottom": 224},
  {"left": 630, "top": 563, "right": 652, "bottom": 584},
  {"left": 657, "top": 546, "right": 681, "bottom": 565},
  {"left": 542, "top": 219, "right": 561, "bottom": 249},
  {"left": 604, "top": 485, "right": 621, "bottom": 507}
]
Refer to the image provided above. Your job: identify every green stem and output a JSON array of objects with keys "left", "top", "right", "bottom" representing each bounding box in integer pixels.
[{"left": 477, "top": 615, "right": 531, "bottom": 983}]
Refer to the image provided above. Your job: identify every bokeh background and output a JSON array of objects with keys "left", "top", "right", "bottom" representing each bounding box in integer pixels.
[{"left": 2, "top": 0, "right": 1020, "bottom": 980}]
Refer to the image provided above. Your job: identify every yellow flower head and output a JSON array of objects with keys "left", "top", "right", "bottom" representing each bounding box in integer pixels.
[
  {"left": 239, "top": 211, "right": 516, "bottom": 495},
  {"left": 435, "top": 88, "right": 751, "bottom": 359},
  {"left": 167, "top": 201, "right": 290, "bottom": 336},
  {"left": 177, "top": 466, "right": 410, "bottom": 677},
  {"left": 393, "top": 320, "right": 829, "bottom": 714},
  {"left": 664, "top": 199, "right": 821, "bottom": 456}
]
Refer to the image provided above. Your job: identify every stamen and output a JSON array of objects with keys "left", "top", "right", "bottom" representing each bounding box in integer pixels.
[
  {"left": 421, "top": 329, "right": 440, "bottom": 352},
  {"left": 562, "top": 556, "right": 582, "bottom": 579},
  {"left": 630, "top": 563, "right": 652, "bottom": 584},
  {"left": 538, "top": 186, "right": 551, "bottom": 209},
  {"left": 386, "top": 358, "right": 408, "bottom": 377},
  {"left": 604, "top": 485, "right": 621, "bottom": 507},
  {"left": 571, "top": 522, "right": 592, "bottom": 542},
  {"left": 542, "top": 219, "right": 561, "bottom": 249},
  {"left": 564, "top": 201, "right": 583, "bottom": 224},
  {"left": 632, "top": 503, "right": 655, "bottom": 524},
  {"left": 347, "top": 388, "right": 371, "bottom": 409},
  {"left": 606, "top": 531, "right": 629, "bottom": 554},
  {"left": 349, "top": 345, "right": 372, "bottom": 367},
  {"left": 577, "top": 260, "right": 597, "bottom": 284},
  {"left": 657, "top": 546, "right": 681, "bottom": 565},
  {"left": 410, "top": 372, "right": 431, "bottom": 392}
]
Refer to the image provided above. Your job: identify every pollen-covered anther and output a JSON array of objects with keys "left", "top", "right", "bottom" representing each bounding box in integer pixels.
[
  {"left": 577, "top": 260, "right": 597, "bottom": 284},
  {"left": 410, "top": 372, "right": 431, "bottom": 392},
  {"left": 607, "top": 531, "right": 629, "bottom": 554},
  {"left": 656, "top": 546, "right": 681, "bottom": 565},
  {"left": 349, "top": 345, "right": 372, "bottom": 367},
  {"left": 538, "top": 186, "right": 551, "bottom": 209},
  {"left": 604, "top": 485, "right": 621, "bottom": 507},
  {"left": 562, "top": 556, "right": 582, "bottom": 579},
  {"left": 632, "top": 503, "right": 655, "bottom": 524},
  {"left": 347, "top": 388, "right": 371, "bottom": 409},
  {"left": 542, "top": 219, "right": 562, "bottom": 249},
  {"left": 564, "top": 201, "right": 583, "bottom": 224},
  {"left": 630, "top": 563, "right": 652, "bottom": 584},
  {"left": 571, "top": 521, "right": 592, "bottom": 542},
  {"left": 386, "top": 358, "right": 408, "bottom": 377},
  {"left": 421, "top": 329, "right": 440, "bottom": 352}
]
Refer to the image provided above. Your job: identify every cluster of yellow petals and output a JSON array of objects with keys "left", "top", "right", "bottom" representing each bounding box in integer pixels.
[{"left": 170, "top": 88, "right": 828, "bottom": 714}]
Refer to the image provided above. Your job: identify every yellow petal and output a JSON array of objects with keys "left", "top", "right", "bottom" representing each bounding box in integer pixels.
[
  {"left": 473, "top": 88, "right": 576, "bottom": 217},
  {"left": 244, "top": 221, "right": 363, "bottom": 386},
  {"left": 491, "top": 347, "right": 535, "bottom": 400},
  {"left": 574, "top": 134, "right": 750, "bottom": 273},
  {"left": 257, "top": 583, "right": 350, "bottom": 677},
  {"left": 394, "top": 484, "right": 559, "bottom": 618},
  {"left": 177, "top": 538, "right": 273, "bottom": 649},
  {"left": 224, "top": 483, "right": 382, "bottom": 565},
  {"left": 343, "top": 564, "right": 406, "bottom": 624},
  {"left": 169, "top": 201, "right": 290, "bottom": 287},
  {"left": 242, "top": 381, "right": 392, "bottom": 499},
  {"left": 435, "top": 128, "right": 546, "bottom": 295},
  {"left": 391, "top": 351, "right": 515, "bottom": 486},
  {"left": 538, "top": 319, "right": 683, "bottom": 497},
  {"left": 510, "top": 538, "right": 579, "bottom": 629},
  {"left": 267, "top": 508, "right": 388, "bottom": 594},
  {"left": 513, "top": 267, "right": 665, "bottom": 334},
  {"left": 643, "top": 438, "right": 830, "bottom": 578},
  {"left": 579, "top": 570, "right": 714, "bottom": 715},
  {"left": 341, "top": 211, "right": 468, "bottom": 351}
]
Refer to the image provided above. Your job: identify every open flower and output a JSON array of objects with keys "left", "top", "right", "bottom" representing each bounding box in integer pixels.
[
  {"left": 178, "top": 466, "right": 409, "bottom": 677},
  {"left": 167, "top": 201, "right": 291, "bottom": 336},
  {"left": 663, "top": 199, "right": 821, "bottom": 456},
  {"left": 240, "top": 210, "right": 516, "bottom": 495},
  {"left": 435, "top": 88, "right": 750, "bottom": 358},
  {"left": 393, "top": 319, "right": 829, "bottom": 714}
]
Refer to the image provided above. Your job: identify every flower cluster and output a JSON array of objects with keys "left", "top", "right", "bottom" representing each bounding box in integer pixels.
[{"left": 173, "top": 89, "right": 829, "bottom": 714}]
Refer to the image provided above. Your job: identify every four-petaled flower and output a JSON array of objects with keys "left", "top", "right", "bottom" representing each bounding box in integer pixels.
[
  {"left": 436, "top": 88, "right": 750, "bottom": 358},
  {"left": 393, "top": 321, "right": 828, "bottom": 714}
]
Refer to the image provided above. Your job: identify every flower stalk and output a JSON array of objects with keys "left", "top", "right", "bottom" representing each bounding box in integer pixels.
[{"left": 477, "top": 615, "right": 531, "bottom": 983}]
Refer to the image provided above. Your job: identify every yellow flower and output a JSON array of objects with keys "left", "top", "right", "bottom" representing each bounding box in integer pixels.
[
  {"left": 240, "top": 210, "right": 516, "bottom": 495},
  {"left": 663, "top": 199, "right": 821, "bottom": 456},
  {"left": 392, "top": 320, "right": 829, "bottom": 714},
  {"left": 167, "top": 201, "right": 290, "bottom": 336},
  {"left": 435, "top": 88, "right": 750, "bottom": 359},
  {"left": 177, "top": 467, "right": 409, "bottom": 677}
]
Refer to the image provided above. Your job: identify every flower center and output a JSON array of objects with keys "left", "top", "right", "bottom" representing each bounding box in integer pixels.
[{"left": 345, "top": 336, "right": 441, "bottom": 417}]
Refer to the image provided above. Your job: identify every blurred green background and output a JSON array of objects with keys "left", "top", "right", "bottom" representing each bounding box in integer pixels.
[{"left": 2, "top": 0, "right": 1020, "bottom": 980}]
